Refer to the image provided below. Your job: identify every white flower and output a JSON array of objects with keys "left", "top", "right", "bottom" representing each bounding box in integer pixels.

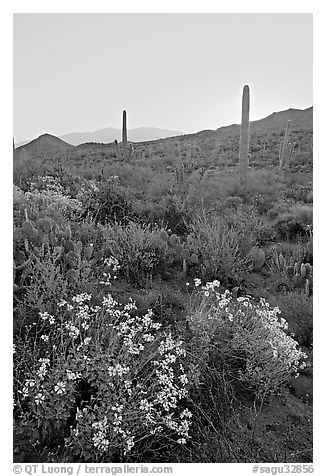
[
  {"left": 40, "top": 335, "right": 49, "bottom": 342},
  {"left": 40, "top": 311, "right": 50, "bottom": 320},
  {"left": 140, "top": 399, "right": 153, "bottom": 412},
  {"left": 66, "top": 370, "right": 82, "bottom": 380},
  {"left": 35, "top": 393, "right": 45, "bottom": 405},
  {"left": 143, "top": 333, "right": 155, "bottom": 342},
  {"left": 125, "top": 436, "right": 135, "bottom": 452},
  {"left": 54, "top": 381, "right": 66, "bottom": 394},
  {"left": 194, "top": 278, "right": 201, "bottom": 287},
  {"left": 181, "top": 409, "right": 193, "bottom": 419}
]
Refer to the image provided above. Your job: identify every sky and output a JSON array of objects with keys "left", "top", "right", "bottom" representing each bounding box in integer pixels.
[{"left": 13, "top": 13, "right": 313, "bottom": 143}]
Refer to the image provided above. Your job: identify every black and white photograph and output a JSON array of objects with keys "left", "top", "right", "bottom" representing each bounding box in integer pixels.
[{"left": 10, "top": 7, "right": 317, "bottom": 471}]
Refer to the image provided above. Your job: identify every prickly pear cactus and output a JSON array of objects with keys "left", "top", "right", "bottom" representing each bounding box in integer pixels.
[
  {"left": 75, "top": 241, "right": 83, "bottom": 256},
  {"left": 64, "top": 239, "right": 75, "bottom": 253},
  {"left": 66, "top": 251, "right": 79, "bottom": 269},
  {"left": 85, "top": 243, "right": 94, "bottom": 260},
  {"left": 158, "top": 230, "right": 199, "bottom": 275},
  {"left": 190, "top": 253, "right": 199, "bottom": 265},
  {"left": 159, "top": 230, "right": 169, "bottom": 243},
  {"left": 169, "top": 234, "right": 179, "bottom": 246},
  {"left": 289, "top": 261, "right": 313, "bottom": 294},
  {"left": 66, "top": 269, "right": 79, "bottom": 283},
  {"left": 22, "top": 221, "right": 36, "bottom": 237}
]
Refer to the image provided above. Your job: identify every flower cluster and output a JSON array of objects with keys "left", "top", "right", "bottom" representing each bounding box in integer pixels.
[
  {"left": 14, "top": 177, "right": 83, "bottom": 221},
  {"left": 100, "top": 256, "right": 121, "bottom": 286},
  {"left": 188, "top": 278, "right": 307, "bottom": 396},
  {"left": 15, "top": 280, "right": 192, "bottom": 462}
]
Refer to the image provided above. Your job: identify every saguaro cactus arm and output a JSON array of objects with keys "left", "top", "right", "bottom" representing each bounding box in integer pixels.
[
  {"left": 239, "top": 85, "right": 250, "bottom": 186},
  {"left": 114, "top": 140, "right": 122, "bottom": 160}
]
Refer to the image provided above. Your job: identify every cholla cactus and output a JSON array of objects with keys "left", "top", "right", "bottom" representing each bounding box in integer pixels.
[{"left": 239, "top": 85, "right": 250, "bottom": 187}]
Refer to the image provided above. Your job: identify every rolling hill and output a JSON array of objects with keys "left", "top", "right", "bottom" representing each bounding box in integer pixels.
[{"left": 15, "top": 133, "right": 74, "bottom": 158}]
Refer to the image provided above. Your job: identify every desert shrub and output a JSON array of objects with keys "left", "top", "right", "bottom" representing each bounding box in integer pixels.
[
  {"left": 284, "top": 184, "right": 312, "bottom": 203},
  {"left": 13, "top": 155, "right": 51, "bottom": 191},
  {"left": 14, "top": 291, "right": 192, "bottom": 462},
  {"left": 103, "top": 222, "right": 167, "bottom": 286},
  {"left": 137, "top": 287, "right": 186, "bottom": 327},
  {"left": 224, "top": 169, "right": 284, "bottom": 205},
  {"left": 186, "top": 213, "right": 255, "bottom": 286},
  {"left": 13, "top": 181, "right": 83, "bottom": 225},
  {"left": 224, "top": 207, "right": 275, "bottom": 245},
  {"left": 13, "top": 217, "right": 116, "bottom": 334},
  {"left": 273, "top": 205, "right": 313, "bottom": 240},
  {"left": 266, "top": 242, "right": 312, "bottom": 270},
  {"left": 268, "top": 291, "right": 313, "bottom": 347},
  {"left": 81, "top": 177, "right": 135, "bottom": 225},
  {"left": 186, "top": 279, "right": 307, "bottom": 398},
  {"left": 130, "top": 193, "right": 194, "bottom": 235},
  {"left": 267, "top": 201, "right": 291, "bottom": 220},
  {"left": 290, "top": 152, "right": 312, "bottom": 170},
  {"left": 154, "top": 194, "right": 194, "bottom": 235},
  {"left": 13, "top": 240, "right": 112, "bottom": 334}
]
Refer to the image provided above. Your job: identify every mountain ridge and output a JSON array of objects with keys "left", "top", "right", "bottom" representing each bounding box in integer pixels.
[
  {"left": 14, "top": 106, "right": 312, "bottom": 156},
  {"left": 59, "top": 127, "right": 184, "bottom": 146}
]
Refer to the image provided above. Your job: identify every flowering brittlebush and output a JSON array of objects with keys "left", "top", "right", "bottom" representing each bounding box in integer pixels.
[
  {"left": 187, "top": 279, "right": 307, "bottom": 396},
  {"left": 14, "top": 276, "right": 192, "bottom": 461}
]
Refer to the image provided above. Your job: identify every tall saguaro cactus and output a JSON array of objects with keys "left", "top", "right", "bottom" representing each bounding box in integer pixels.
[
  {"left": 239, "top": 85, "right": 250, "bottom": 186},
  {"left": 115, "top": 109, "right": 134, "bottom": 162},
  {"left": 122, "top": 109, "right": 128, "bottom": 160},
  {"left": 279, "top": 119, "right": 291, "bottom": 172}
]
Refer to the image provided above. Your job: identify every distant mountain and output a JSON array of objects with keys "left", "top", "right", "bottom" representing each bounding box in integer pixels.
[
  {"left": 215, "top": 107, "right": 312, "bottom": 136},
  {"left": 15, "top": 133, "right": 74, "bottom": 158},
  {"left": 59, "top": 127, "right": 184, "bottom": 146}
]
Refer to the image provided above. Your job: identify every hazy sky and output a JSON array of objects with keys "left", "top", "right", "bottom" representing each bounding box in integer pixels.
[{"left": 13, "top": 13, "right": 312, "bottom": 143}]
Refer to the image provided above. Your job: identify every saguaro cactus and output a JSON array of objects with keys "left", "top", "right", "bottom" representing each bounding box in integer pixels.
[
  {"left": 239, "top": 85, "right": 250, "bottom": 187},
  {"left": 122, "top": 109, "right": 128, "bottom": 160},
  {"left": 279, "top": 120, "right": 291, "bottom": 172},
  {"left": 115, "top": 110, "right": 134, "bottom": 162},
  {"left": 284, "top": 141, "right": 296, "bottom": 171},
  {"left": 278, "top": 140, "right": 283, "bottom": 162}
]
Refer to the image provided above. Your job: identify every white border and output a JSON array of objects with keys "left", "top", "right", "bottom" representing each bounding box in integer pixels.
[{"left": 2, "top": 3, "right": 324, "bottom": 472}]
